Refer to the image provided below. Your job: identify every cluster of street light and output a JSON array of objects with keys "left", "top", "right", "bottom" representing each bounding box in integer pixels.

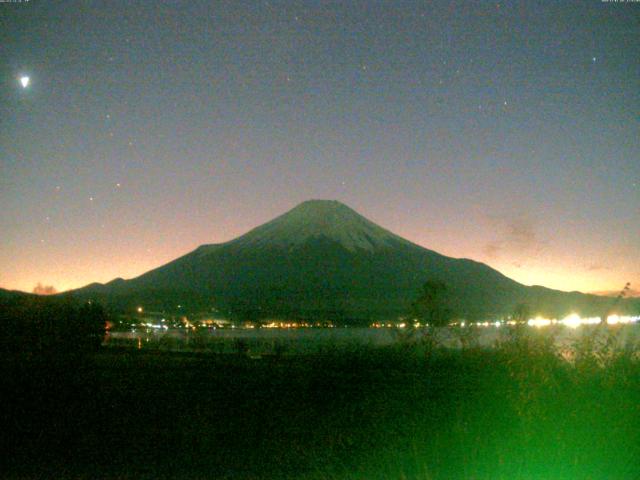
[
  {"left": 372, "top": 314, "right": 640, "bottom": 329},
  {"left": 131, "top": 305, "right": 639, "bottom": 331}
]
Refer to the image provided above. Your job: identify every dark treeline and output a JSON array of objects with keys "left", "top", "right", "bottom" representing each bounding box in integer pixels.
[
  {"left": 1, "top": 290, "right": 640, "bottom": 479},
  {"left": 0, "top": 294, "right": 108, "bottom": 475},
  {"left": 0, "top": 294, "right": 107, "bottom": 355}
]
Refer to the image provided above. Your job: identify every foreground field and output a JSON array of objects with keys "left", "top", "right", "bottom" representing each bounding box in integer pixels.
[{"left": 3, "top": 329, "right": 640, "bottom": 479}]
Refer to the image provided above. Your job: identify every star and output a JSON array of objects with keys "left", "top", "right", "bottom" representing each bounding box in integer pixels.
[
  {"left": 116, "top": 183, "right": 122, "bottom": 188},
  {"left": 19, "top": 76, "right": 30, "bottom": 88},
  {"left": 592, "top": 57, "right": 597, "bottom": 63},
  {"left": 89, "top": 196, "right": 94, "bottom": 202}
]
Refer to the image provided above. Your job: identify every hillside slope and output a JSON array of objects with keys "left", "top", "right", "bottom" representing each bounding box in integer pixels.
[{"left": 72, "top": 200, "right": 632, "bottom": 321}]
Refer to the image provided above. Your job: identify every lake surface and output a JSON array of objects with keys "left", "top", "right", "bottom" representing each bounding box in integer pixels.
[{"left": 105, "top": 324, "right": 640, "bottom": 355}]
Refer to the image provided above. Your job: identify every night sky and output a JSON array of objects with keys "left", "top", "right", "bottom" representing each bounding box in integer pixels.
[{"left": 1, "top": 1, "right": 638, "bottom": 295}]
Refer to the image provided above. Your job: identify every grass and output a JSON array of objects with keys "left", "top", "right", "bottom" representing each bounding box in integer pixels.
[{"left": 2, "top": 326, "right": 640, "bottom": 479}]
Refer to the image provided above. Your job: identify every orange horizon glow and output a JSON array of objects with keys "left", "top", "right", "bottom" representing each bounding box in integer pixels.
[{"left": 2, "top": 233, "right": 636, "bottom": 298}]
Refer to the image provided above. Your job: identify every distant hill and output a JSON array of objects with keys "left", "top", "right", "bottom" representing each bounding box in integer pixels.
[
  {"left": 0, "top": 288, "right": 33, "bottom": 302},
  {"left": 71, "top": 200, "right": 638, "bottom": 322}
]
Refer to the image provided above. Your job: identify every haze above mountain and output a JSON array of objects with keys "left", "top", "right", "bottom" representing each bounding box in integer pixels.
[{"left": 74, "top": 200, "right": 636, "bottom": 322}]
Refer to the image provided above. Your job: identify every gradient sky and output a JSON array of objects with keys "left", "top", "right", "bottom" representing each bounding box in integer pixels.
[{"left": 1, "top": 0, "right": 638, "bottom": 295}]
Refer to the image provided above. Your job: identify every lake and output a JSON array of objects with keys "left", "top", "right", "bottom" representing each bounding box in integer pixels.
[{"left": 104, "top": 323, "right": 640, "bottom": 355}]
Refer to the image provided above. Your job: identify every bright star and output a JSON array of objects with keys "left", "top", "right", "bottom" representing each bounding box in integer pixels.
[{"left": 20, "top": 76, "right": 30, "bottom": 88}]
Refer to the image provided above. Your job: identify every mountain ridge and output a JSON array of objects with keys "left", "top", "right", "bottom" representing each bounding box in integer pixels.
[{"left": 70, "top": 200, "right": 637, "bottom": 321}]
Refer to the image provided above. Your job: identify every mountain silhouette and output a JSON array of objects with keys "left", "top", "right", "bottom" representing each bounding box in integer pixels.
[
  {"left": 0, "top": 288, "right": 33, "bottom": 301},
  {"left": 73, "top": 200, "right": 635, "bottom": 322}
]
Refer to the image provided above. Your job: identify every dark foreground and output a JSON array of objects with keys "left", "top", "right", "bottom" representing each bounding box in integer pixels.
[{"left": 2, "top": 334, "right": 640, "bottom": 480}]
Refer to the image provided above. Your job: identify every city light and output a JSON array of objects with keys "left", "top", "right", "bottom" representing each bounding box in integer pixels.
[
  {"left": 560, "top": 313, "right": 581, "bottom": 329},
  {"left": 607, "top": 314, "right": 636, "bottom": 325},
  {"left": 528, "top": 317, "right": 551, "bottom": 328}
]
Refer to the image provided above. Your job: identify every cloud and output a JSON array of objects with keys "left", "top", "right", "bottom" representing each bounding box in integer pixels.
[
  {"left": 33, "top": 283, "right": 57, "bottom": 295},
  {"left": 483, "top": 215, "right": 545, "bottom": 262},
  {"left": 483, "top": 242, "right": 501, "bottom": 259},
  {"left": 586, "top": 264, "right": 610, "bottom": 271}
]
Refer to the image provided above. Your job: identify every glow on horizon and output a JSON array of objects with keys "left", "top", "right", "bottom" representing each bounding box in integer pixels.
[
  {"left": 402, "top": 228, "right": 636, "bottom": 297},
  {"left": 0, "top": 202, "right": 637, "bottom": 296},
  {"left": 1, "top": 232, "right": 637, "bottom": 296},
  {"left": 474, "top": 257, "right": 632, "bottom": 294}
]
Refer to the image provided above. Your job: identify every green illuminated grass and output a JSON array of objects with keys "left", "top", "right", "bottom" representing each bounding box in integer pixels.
[{"left": 3, "top": 327, "right": 639, "bottom": 479}]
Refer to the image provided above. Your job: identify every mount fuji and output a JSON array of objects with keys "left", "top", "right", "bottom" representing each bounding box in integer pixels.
[{"left": 73, "top": 200, "right": 629, "bottom": 322}]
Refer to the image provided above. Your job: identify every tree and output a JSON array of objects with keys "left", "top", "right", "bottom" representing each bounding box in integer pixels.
[
  {"left": 76, "top": 301, "right": 109, "bottom": 350},
  {"left": 600, "top": 282, "right": 631, "bottom": 324},
  {"left": 0, "top": 295, "right": 107, "bottom": 355},
  {"left": 511, "top": 303, "right": 531, "bottom": 324},
  {"left": 411, "top": 280, "right": 453, "bottom": 328}
]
